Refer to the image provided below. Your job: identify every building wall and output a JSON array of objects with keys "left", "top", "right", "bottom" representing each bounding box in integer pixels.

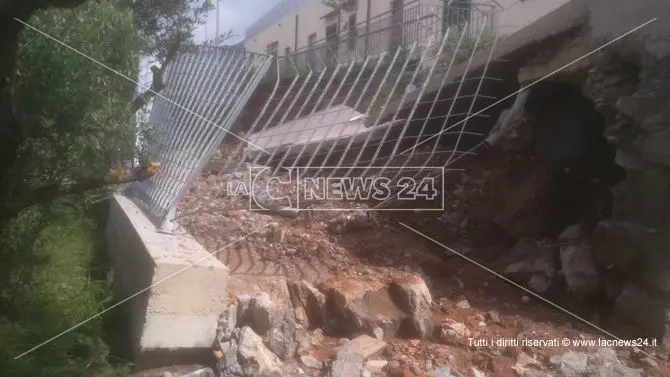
[
  {"left": 244, "top": 0, "right": 329, "bottom": 54},
  {"left": 244, "top": 0, "right": 402, "bottom": 55},
  {"left": 492, "top": 0, "right": 574, "bottom": 36},
  {"left": 243, "top": 0, "right": 578, "bottom": 55}
]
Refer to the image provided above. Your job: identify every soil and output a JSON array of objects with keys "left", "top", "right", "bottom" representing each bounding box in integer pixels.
[{"left": 175, "top": 148, "right": 670, "bottom": 377}]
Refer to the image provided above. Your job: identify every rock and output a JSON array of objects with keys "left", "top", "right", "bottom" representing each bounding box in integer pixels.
[
  {"left": 336, "top": 335, "right": 387, "bottom": 360},
  {"left": 471, "top": 368, "right": 487, "bottom": 377},
  {"left": 178, "top": 368, "right": 216, "bottom": 377},
  {"left": 288, "top": 280, "right": 327, "bottom": 329},
  {"left": 640, "top": 356, "right": 658, "bottom": 369},
  {"left": 505, "top": 239, "right": 557, "bottom": 276},
  {"left": 364, "top": 359, "right": 388, "bottom": 373},
  {"left": 455, "top": 299, "right": 470, "bottom": 309},
  {"left": 614, "top": 282, "right": 667, "bottom": 344},
  {"left": 558, "top": 224, "right": 582, "bottom": 241},
  {"left": 267, "top": 319, "right": 298, "bottom": 360},
  {"left": 614, "top": 150, "right": 648, "bottom": 170},
  {"left": 642, "top": 128, "right": 670, "bottom": 167},
  {"left": 217, "top": 338, "right": 244, "bottom": 377},
  {"left": 528, "top": 273, "right": 551, "bottom": 294},
  {"left": 401, "top": 366, "right": 418, "bottom": 377},
  {"left": 549, "top": 351, "right": 588, "bottom": 377},
  {"left": 327, "top": 211, "right": 375, "bottom": 234},
  {"left": 243, "top": 288, "right": 298, "bottom": 360},
  {"left": 237, "top": 326, "right": 284, "bottom": 376},
  {"left": 361, "top": 369, "right": 371, "bottom": 377},
  {"left": 373, "top": 327, "right": 384, "bottom": 340},
  {"left": 387, "top": 360, "right": 402, "bottom": 374},
  {"left": 216, "top": 302, "right": 239, "bottom": 345},
  {"left": 589, "top": 221, "right": 650, "bottom": 275},
  {"left": 591, "top": 347, "right": 643, "bottom": 377},
  {"left": 612, "top": 168, "right": 670, "bottom": 229},
  {"left": 513, "top": 352, "right": 543, "bottom": 376},
  {"left": 248, "top": 293, "right": 275, "bottom": 334},
  {"left": 388, "top": 275, "right": 434, "bottom": 339},
  {"left": 558, "top": 232, "right": 600, "bottom": 299},
  {"left": 487, "top": 310, "right": 502, "bottom": 324},
  {"left": 434, "top": 365, "right": 465, "bottom": 377},
  {"left": 329, "top": 352, "right": 364, "bottom": 377},
  {"left": 493, "top": 166, "right": 555, "bottom": 238},
  {"left": 300, "top": 354, "right": 323, "bottom": 369},
  {"left": 320, "top": 278, "right": 407, "bottom": 337},
  {"left": 438, "top": 320, "right": 471, "bottom": 344},
  {"left": 310, "top": 328, "right": 324, "bottom": 345},
  {"left": 503, "top": 239, "right": 557, "bottom": 293}
]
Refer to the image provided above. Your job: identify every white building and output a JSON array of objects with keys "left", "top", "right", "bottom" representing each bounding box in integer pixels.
[{"left": 243, "top": 0, "right": 576, "bottom": 57}]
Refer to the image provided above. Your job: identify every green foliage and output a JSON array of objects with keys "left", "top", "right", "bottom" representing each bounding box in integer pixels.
[
  {"left": 0, "top": 200, "right": 131, "bottom": 377},
  {"left": 125, "top": 0, "right": 214, "bottom": 59},
  {"left": 17, "top": 0, "right": 140, "bottom": 187},
  {"left": 0, "top": 1, "right": 144, "bottom": 375}
]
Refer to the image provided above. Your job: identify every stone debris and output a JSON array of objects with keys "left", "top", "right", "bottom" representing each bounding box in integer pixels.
[
  {"left": 364, "top": 359, "right": 389, "bottom": 374},
  {"left": 388, "top": 275, "right": 434, "bottom": 340},
  {"left": 336, "top": 335, "right": 387, "bottom": 360},
  {"left": 299, "top": 354, "right": 323, "bottom": 370},
  {"left": 512, "top": 352, "right": 545, "bottom": 376},
  {"left": 558, "top": 225, "right": 601, "bottom": 299},
  {"left": 318, "top": 275, "right": 435, "bottom": 340},
  {"left": 287, "top": 280, "right": 327, "bottom": 329},
  {"left": 237, "top": 326, "right": 284, "bottom": 376},
  {"left": 549, "top": 351, "right": 588, "bottom": 377},
  {"left": 438, "top": 320, "right": 471, "bottom": 345},
  {"left": 175, "top": 368, "right": 215, "bottom": 377},
  {"left": 329, "top": 351, "right": 364, "bottom": 377},
  {"left": 235, "top": 283, "right": 299, "bottom": 361}
]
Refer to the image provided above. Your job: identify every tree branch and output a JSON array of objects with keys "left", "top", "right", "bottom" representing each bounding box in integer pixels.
[
  {"left": 132, "top": 31, "right": 183, "bottom": 112},
  {"left": 9, "top": 162, "right": 160, "bottom": 215}
]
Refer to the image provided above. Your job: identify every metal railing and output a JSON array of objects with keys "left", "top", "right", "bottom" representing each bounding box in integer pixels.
[
  {"left": 280, "top": 0, "right": 495, "bottom": 74},
  {"left": 223, "top": 2, "right": 504, "bottom": 181},
  {"left": 129, "top": 1, "right": 506, "bottom": 229}
]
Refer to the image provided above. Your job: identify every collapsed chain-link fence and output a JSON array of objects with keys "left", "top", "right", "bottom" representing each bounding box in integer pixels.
[{"left": 129, "top": 1, "right": 509, "bottom": 229}]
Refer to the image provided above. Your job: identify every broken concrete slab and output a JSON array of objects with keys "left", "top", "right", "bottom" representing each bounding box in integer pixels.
[{"left": 336, "top": 335, "right": 387, "bottom": 360}]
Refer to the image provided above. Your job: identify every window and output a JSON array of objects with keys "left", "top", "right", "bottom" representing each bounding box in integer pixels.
[
  {"left": 444, "top": 0, "right": 471, "bottom": 31},
  {"left": 266, "top": 41, "right": 279, "bottom": 56},
  {"left": 325, "top": 23, "right": 338, "bottom": 42}
]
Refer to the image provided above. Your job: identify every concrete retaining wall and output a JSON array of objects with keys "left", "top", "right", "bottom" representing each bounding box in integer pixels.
[{"left": 106, "top": 194, "right": 229, "bottom": 369}]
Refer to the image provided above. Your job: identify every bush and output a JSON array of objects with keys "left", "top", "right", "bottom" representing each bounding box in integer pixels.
[
  {"left": 0, "top": 0, "right": 140, "bottom": 375},
  {"left": 0, "top": 200, "right": 131, "bottom": 377}
]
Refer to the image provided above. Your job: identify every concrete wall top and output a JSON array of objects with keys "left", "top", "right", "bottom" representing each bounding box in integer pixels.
[{"left": 113, "top": 194, "right": 224, "bottom": 268}]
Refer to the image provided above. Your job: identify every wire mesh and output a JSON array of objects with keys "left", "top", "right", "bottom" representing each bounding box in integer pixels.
[
  {"left": 221, "top": 2, "right": 505, "bottom": 186},
  {"left": 129, "top": 46, "right": 273, "bottom": 228}
]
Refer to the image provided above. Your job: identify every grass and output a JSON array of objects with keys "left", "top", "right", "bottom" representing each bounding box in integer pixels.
[{"left": 0, "top": 199, "right": 132, "bottom": 377}]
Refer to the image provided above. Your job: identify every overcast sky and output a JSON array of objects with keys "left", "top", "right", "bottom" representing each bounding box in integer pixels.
[{"left": 193, "top": 0, "right": 282, "bottom": 44}]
